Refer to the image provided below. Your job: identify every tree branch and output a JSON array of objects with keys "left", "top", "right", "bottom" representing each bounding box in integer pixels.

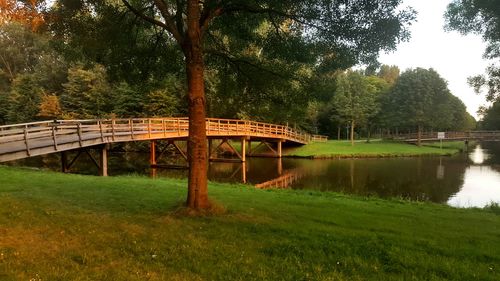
[
  {"left": 120, "top": 0, "right": 169, "bottom": 30},
  {"left": 221, "top": 4, "right": 327, "bottom": 33},
  {"left": 121, "top": 0, "right": 184, "bottom": 44},
  {"left": 200, "top": 1, "right": 223, "bottom": 36},
  {"left": 153, "top": 0, "right": 184, "bottom": 43}
]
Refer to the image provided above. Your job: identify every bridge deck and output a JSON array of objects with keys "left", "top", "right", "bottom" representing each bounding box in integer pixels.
[{"left": 0, "top": 118, "right": 321, "bottom": 162}]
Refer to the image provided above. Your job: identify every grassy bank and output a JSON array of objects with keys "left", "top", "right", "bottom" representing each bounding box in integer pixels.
[
  {"left": 286, "top": 140, "right": 467, "bottom": 158},
  {"left": 0, "top": 166, "right": 498, "bottom": 280}
]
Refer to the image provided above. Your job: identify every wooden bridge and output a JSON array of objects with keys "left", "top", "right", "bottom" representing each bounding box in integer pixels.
[
  {"left": 394, "top": 131, "right": 500, "bottom": 143},
  {"left": 0, "top": 117, "right": 326, "bottom": 175}
]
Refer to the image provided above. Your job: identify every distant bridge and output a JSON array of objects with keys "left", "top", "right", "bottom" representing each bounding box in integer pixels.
[
  {"left": 393, "top": 131, "right": 500, "bottom": 143},
  {"left": 0, "top": 117, "right": 326, "bottom": 175}
]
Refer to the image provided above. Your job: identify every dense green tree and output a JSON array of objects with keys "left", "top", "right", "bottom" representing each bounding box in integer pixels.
[
  {"left": 145, "top": 75, "right": 184, "bottom": 117},
  {"left": 445, "top": 0, "right": 500, "bottom": 102},
  {"left": 364, "top": 75, "right": 391, "bottom": 141},
  {"left": 478, "top": 101, "right": 500, "bottom": 129},
  {"left": 60, "top": 64, "right": 113, "bottom": 118},
  {"left": 111, "top": 82, "right": 145, "bottom": 118},
  {"left": 383, "top": 68, "right": 470, "bottom": 145},
  {"left": 0, "top": 23, "right": 46, "bottom": 82},
  {"left": 7, "top": 74, "right": 44, "bottom": 122},
  {"left": 0, "top": 22, "right": 68, "bottom": 124},
  {"left": 332, "top": 71, "right": 379, "bottom": 145}
]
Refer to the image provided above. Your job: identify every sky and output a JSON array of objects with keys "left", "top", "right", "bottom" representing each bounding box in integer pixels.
[{"left": 378, "top": 0, "right": 491, "bottom": 119}]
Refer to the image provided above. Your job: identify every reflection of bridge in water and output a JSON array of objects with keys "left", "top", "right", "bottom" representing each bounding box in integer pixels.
[
  {"left": 0, "top": 117, "right": 326, "bottom": 176},
  {"left": 255, "top": 168, "right": 305, "bottom": 189}
]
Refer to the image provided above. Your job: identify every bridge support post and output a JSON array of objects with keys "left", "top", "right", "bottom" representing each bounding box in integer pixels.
[
  {"left": 241, "top": 138, "right": 246, "bottom": 162},
  {"left": 277, "top": 140, "right": 282, "bottom": 158},
  {"left": 150, "top": 140, "right": 157, "bottom": 166},
  {"left": 99, "top": 145, "right": 108, "bottom": 177},
  {"left": 247, "top": 140, "right": 252, "bottom": 156}
]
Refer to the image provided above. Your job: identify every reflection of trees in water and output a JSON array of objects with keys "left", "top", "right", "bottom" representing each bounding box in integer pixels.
[
  {"left": 290, "top": 157, "right": 466, "bottom": 203},
  {"left": 480, "top": 142, "right": 500, "bottom": 170}
]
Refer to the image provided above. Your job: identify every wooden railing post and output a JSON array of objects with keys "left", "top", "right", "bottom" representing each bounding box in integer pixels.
[
  {"left": 148, "top": 119, "right": 152, "bottom": 139},
  {"left": 52, "top": 124, "right": 58, "bottom": 150},
  {"left": 129, "top": 119, "right": 134, "bottom": 139},
  {"left": 111, "top": 119, "right": 116, "bottom": 141},
  {"left": 162, "top": 119, "right": 167, "bottom": 138},
  {"left": 99, "top": 120, "right": 104, "bottom": 142},
  {"left": 177, "top": 119, "right": 181, "bottom": 136},
  {"left": 23, "top": 125, "right": 30, "bottom": 156},
  {"left": 77, "top": 122, "right": 83, "bottom": 147}
]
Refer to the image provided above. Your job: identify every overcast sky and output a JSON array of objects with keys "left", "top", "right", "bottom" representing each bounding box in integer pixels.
[{"left": 378, "top": 0, "right": 491, "bottom": 119}]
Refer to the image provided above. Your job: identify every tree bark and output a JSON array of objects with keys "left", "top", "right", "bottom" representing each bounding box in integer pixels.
[
  {"left": 350, "top": 120, "right": 355, "bottom": 146},
  {"left": 337, "top": 125, "right": 341, "bottom": 140},
  {"left": 184, "top": 0, "right": 209, "bottom": 209}
]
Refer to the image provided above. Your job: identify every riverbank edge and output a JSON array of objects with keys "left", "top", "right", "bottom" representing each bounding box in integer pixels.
[
  {"left": 283, "top": 151, "right": 458, "bottom": 159},
  {"left": 283, "top": 140, "right": 471, "bottom": 159}
]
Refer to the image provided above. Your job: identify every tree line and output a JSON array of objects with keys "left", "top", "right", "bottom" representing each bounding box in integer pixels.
[{"left": 0, "top": 22, "right": 475, "bottom": 141}]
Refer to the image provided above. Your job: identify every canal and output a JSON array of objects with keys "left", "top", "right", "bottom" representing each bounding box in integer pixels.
[{"left": 7, "top": 142, "right": 500, "bottom": 208}]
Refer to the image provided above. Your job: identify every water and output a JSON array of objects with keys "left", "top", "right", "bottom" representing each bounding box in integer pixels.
[{"left": 6, "top": 142, "right": 500, "bottom": 208}]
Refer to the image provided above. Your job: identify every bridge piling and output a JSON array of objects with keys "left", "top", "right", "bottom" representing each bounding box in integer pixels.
[
  {"left": 99, "top": 145, "right": 108, "bottom": 177},
  {"left": 277, "top": 140, "right": 282, "bottom": 158},
  {"left": 241, "top": 138, "right": 246, "bottom": 162},
  {"left": 150, "top": 140, "right": 157, "bottom": 166}
]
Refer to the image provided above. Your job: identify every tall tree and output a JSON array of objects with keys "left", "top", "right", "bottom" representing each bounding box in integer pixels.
[
  {"left": 445, "top": 0, "right": 500, "bottom": 102},
  {"left": 332, "top": 71, "right": 379, "bottom": 146},
  {"left": 479, "top": 101, "right": 500, "bottom": 129},
  {"left": 385, "top": 68, "right": 456, "bottom": 145},
  {"left": 53, "top": 0, "right": 415, "bottom": 209}
]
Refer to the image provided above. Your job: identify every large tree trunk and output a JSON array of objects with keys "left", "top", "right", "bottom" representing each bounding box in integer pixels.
[
  {"left": 184, "top": 0, "right": 209, "bottom": 209},
  {"left": 337, "top": 125, "right": 341, "bottom": 140},
  {"left": 350, "top": 120, "right": 355, "bottom": 146}
]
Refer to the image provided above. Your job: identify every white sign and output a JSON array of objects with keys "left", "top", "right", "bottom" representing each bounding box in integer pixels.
[{"left": 437, "top": 132, "right": 445, "bottom": 139}]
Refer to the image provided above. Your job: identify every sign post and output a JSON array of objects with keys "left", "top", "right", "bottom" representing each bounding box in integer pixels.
[{"left": 437, "top": 132, "right": 445, "bottom": 149}]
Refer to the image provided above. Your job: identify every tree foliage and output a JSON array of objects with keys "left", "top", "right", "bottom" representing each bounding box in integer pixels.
[
  {"left": 380, "top": 68, "right": 474, "bottom": 143},
  {"left": 332, "top": 71, "right": 379, "bottom": 145},
  {"left": 445, "top": 0, "right": 500, "bottom": 102}
]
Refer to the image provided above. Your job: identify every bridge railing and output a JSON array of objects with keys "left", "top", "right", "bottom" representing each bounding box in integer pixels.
[
  {"left": 0, "top": 117, "right": 317, "bottom": 153},
  {"left": 389, "top": 130, "right": 500, "bottom": 141},
  {"left": 204, "top": 118, "right": 313, "bottom": 143}
]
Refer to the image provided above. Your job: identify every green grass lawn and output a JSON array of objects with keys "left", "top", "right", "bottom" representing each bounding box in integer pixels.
[
  {"left": 0, "top": 166, "right": 498, "bottom": 281},
  {"left": 286, "top": 140, "right": 467, "bottom": 158}
]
